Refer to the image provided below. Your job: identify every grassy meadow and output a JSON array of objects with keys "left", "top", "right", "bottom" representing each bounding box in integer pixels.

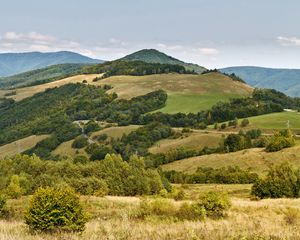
[
  {"left": 1, "top": 184, "right": 300, "bottom": 240},
  {"left": 0, "top": 74, "right": 103, "bottom": 101},
  {"left": 162, "top": 145, "right": 300, "bottom": 175},
  {"left": 0, "top": 135, "right": 49, "bottom": 159},
  {"left": 149, "top": 130, "right": 222, "bottom": 154}
]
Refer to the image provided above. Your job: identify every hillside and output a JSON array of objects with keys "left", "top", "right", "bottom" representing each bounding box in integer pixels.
[
  {"left": 121, "top": 49, "right": 206, "bottom": 73},
  {"left": 161, "top": 145, "right": 300, "bottom": 175},
  {"left": 0, "top": 63, "right": 90, "bottom": 89},
  {"left": 220, "top": 66, "right": 300, "bottom": 97},
  {"left": 0, "top": 51, "right": 103, "bottom": 77},
  {"left": 0, "top": 72, "right": 253, "bottom": 113},
  {"left": 96, "top": 72, "right": 253, "bottom": 113}
]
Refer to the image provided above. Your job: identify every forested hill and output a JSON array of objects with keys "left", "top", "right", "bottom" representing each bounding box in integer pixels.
[
  {"left": 0, "top": 64, "right": 88, "bottom": 89},
  {"left": 220, "top": 66, "right": 300, "bottom": 97},
  {"left": 121, "top": 49, "right": 206, "bottom": 73},
  {"left": 0, "top": 51, "right": 103, "bottom": 77}
]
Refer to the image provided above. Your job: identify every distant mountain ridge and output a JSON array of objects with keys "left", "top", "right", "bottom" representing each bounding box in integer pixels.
[
  {"left": 220, "top": 66, "right": 300, "bottom": 97},
  {"left": 0, "top": 51, "right": 103, "bottom": 77},
  {"left": 121, "top": 49, "right": 206, "bottom": 73}
]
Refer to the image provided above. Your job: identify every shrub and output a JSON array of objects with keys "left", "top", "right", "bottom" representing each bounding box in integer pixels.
[
  {"left": 177, "top": 202, "right": 206, "bottom": 220},
  {"left": 0, "top": 195, "right": 6, "bottom": 214},
  {"left": 174, "top": 189, "right": 185, "bottom": 201},
  {"left": 251, "top": 162, "right": 298, "bottom": 199},
  {"left": 6, "top": 175, "right": 23, "bottom": 199},
  {"left": 72, "top": 136, "right": 88, "bottom": 149},
  {"left": 97, "top": 133, "right": 108, "bottom": 142},
  {"left": 25, "top": 187, "right": 87, "bottom": 232},
  {"left": 197, "top": 191, "right": 231, "bottom": 218},
  {"left": 266, "top": 130, "right": 295, "bottom": 152},
  {"left": 137, "top": 198, "right": 176, "bottom": 218},
  {"left": 241, "top": 118, "right": 250, "bottom": 127},
  {"left": 220, "top": 123, "right": 227, "bottom": 129}
]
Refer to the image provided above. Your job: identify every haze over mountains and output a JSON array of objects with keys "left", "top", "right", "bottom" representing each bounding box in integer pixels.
[
  {"left": 221, "top": 66, "right": 300, "bottom": 97},
  {"left": 0, "top": 51, "right": 103, "bottom": 77}
]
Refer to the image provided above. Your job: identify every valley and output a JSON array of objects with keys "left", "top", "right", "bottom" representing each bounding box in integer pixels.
[{"left": 0, "top": 48, "right": 300, "bottom": 240}]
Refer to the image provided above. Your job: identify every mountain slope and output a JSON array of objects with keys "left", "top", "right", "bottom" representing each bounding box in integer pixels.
[
  {"left": 0, "top": 63, "right": 89, "bottom": 88},
  {"left": 121, "top": 49, "right": 206, "bottom": 73},
  {"left": 220, "top": 66, "right": 300, "bottom": 97},
  {"left": 0, "top": 51, "right": 103, "bottom": 77},
  {"left": 95, "top": 72, "right": 253, "bottom": 113}
]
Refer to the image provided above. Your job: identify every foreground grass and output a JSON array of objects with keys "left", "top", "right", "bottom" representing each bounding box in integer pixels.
[{"left": 2, "top": 190, "right": 300, "bottom": 240}]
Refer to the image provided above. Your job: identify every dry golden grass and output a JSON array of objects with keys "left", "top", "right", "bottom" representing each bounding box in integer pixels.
[
  {"left": 94, "top": 73, "right": 253, "bottom": 99},
  {"left": 149, "top": 131, "right": 222, "bottom": 154},
  {"left": 90, "top": 125, "right": 140, "bottom": 140},
  {"left": 161, "top": 145, "right": 300, "bottom": 175},
  {"left": 0, "top": 74, "right": 103, "bottom": 101},
  {"left": 52, "top": 139, "right": 88, "bottom": 158},
  {"left": 2, "top": 193, "right": 300, "bottom": 240},
  {"left": 0, "top": 135, "right": 49, "bottom": 159}
]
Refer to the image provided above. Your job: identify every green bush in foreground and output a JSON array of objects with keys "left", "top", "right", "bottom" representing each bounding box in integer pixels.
[
  {"left": 25, "top": 187, "right": 87, "bottom": 232},
  {"left": 197, "top": 191, "right": 231, "bottom": 218}
]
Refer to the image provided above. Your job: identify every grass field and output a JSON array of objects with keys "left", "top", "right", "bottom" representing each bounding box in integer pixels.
[
  {"left": 149, "top": 131, "right": 222, "bottom": 154},
  {"left": 2, "top": 187, "right": 300, "bottom": 239},
  {"left": 210, "top": 111, "right": 300, "bottom": 132},
  {"left": 0, "top": 74, "right": 103, "bottom": 101},
  {"left": 90, "top": 125, "right": 140, "bottom": 140},
  {"left": 0, "top": 135, "right": 49, "bottom": 159},
  {"left": 93, "top": 73, "right": 253, "bottom": 113},
  {"left": 52, "top": 139, "right": 88, "bottom": 158},
  {"left": 0, "top": 72, "right": 252, "bottom": 113},
  {"left": 247, "top": 111, "right": 300, "bottom": 130},
  {"left": 161, "top": 145, "right": 300, "bottom": 175}
]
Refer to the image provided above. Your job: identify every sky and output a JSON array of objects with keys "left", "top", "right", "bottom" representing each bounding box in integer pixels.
[{"left": 1, "top": 0, "right": 300, "bottom": 68}]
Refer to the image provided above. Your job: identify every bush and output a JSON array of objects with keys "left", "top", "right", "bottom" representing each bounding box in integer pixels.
[
  {"left": 241, "top": 118, "right": 250, "bottom": 127},
  {"left": 266, "top": 130, "right": 295, "bottom": 152},
  {"left": 197, "top": 191, "right": 231, "bottom": 218},
  {"left": 72, "top": 136, "right": 88, "bottom": 149},
  {"left": 177, "top": 202, "right": 206, "bottom": 220},
  {"left": 0, "top": 195, "right": 6, "bottom": 214},
  {"left": 6, "top": 175, "right": 24, "bottom": 199},
  {"left": 137, "top": 198, "right": 176, "bottom": 218},
  {"left": 251, "top": 162, "right": 298, "bottom": 199},
  {"left": 25, "top": 187, "right": 87, "bottom": 232}
]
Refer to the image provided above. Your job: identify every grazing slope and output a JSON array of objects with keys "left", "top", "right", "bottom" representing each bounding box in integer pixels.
[
  {"left": 149, "top": 131, "right": 222, "bottom": 154},
  {"left": 0, "top": 72, "right": 253, "bottom": 113},
  {"left": 0, "top": 63, "right": 90, "bottom": 89},
  {"left": 0, "top": 51, "right": 103, "bottom": 77},
  {"left": 162, "top": 145, "right": 300, "bottom": 175},
  {"left": 96, "top": 72, "right": 253, "bottom": 113},
  {"left": 0, "top": 74, "right": 103, "bottom": 101},
  {"left": 220, "top": 66, "right": 300, "bottom": 97},
  {"left": 0, "top": 135, "right": 49, "bottom": 158},
  {"left": 121, "top": 49, "right": 206, "bottom": 73}
]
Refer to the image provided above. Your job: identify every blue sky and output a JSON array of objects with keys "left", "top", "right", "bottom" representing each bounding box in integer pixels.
[{"left": 1, "top": 0, "right": 300, "bottom": 68}]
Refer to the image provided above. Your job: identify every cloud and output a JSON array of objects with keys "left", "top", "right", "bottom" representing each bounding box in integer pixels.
[
  {"left": 277, "top": 36, "right": 300, "bottom": 47},
  {"left": 0, "top": 31, "right": 98, "bottom": 58},
  {"left": 198, "top": 48, "right": 219, "bottom": 55}
]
